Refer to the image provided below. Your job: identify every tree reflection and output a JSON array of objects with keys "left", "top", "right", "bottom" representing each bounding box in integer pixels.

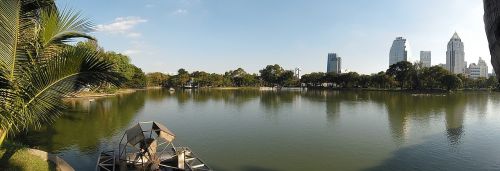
[
  {"left": 301, "top": 91, "right": 483, "bottom": 146},
  {"left": 15, "top": 92, "right": 147, "bottom": 153},
  {"left": 168, "top": 89, "right": 260, "bottom": 108},
  {"left": 259, "top": 91, "right": 297, "bottom": 113}
]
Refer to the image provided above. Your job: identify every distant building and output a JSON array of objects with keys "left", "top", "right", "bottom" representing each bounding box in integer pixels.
[
  {"left": 446, "top": 32, "right": 466, "bottom": 74},
  {"left": 327, "top": 53, "right": 342, "bottom": 73},
  {"left": 389, "top": 37, "right": 413, "bottom": 67},
  {"left": 468, "top": 57, "right": 489, "bottom": 79},
  {"left": 420, "top": 51, "right": 431, "bottom": 67}
]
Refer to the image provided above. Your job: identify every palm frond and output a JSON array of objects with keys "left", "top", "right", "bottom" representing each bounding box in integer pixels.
[
  {"left": 40, "top": 8, "right": 94, "bottom": 47},
  {"left": 5, "top": 46, "right": 122, "bottom": 132},
  {"left": 0, "top": 0, "right": 21, "bottom": 79}
]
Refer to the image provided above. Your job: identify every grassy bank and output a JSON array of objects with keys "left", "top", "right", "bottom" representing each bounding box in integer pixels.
[{"left": 0, "top": 142, "right": 56, "bottom": 171}]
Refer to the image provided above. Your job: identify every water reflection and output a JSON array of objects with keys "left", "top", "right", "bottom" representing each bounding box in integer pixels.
[
  {"left": 13, "top": 89, "right": 498, "bottom": 171},
  {"left": 16, "top": 92, "right": 147, "bottom": 152},
  {"left": 259, "top": 91, "right": 297, "bottom": 113},
  {"left": 167, "top": 89, "right": 261, "bottom": 108},
  {"left": 300, "top": 91, "right": 490, "bottom": 146}
]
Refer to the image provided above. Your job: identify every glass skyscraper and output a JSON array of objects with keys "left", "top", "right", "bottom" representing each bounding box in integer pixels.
[
  {"left": 389, "top": 37, "right": 413, "bottom": 67},
  {"left": 327, "top": 53, "right": 341, "bottom": 73}
]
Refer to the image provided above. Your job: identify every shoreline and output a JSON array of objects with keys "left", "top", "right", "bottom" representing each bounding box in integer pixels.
[
  {"left": 63, "top": 87, "right": 163, "bottom": 99},
  {"left": 63, "top": 86, "right": 498, "bottom": 99}
]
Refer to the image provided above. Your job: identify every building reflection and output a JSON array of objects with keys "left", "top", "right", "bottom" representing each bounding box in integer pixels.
[{"left": 443, "top": 94, "right": 466, "bottom": 146}]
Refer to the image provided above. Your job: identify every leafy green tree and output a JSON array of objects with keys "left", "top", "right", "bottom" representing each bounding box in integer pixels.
[
  {"left": 172, "top": 68, "right": 191, "bottom": 87},
  {"left": 486, "top": 76, "right": 499, "bottom": 89},
  {"left": 358, "top": 75, "right": 371, "bottom": 88},
  {"left": 279, "top": 70, "right": 298, "bottom": 87},
  {"left": 338, "top": 72, "right": 360, "bottom": 88},
  {"left": 419, "top": 66, "right": 449, "bottom": 89},
  {"left": 123, "top": 66, "right": 146, "bottom": 88},
  {"left": 456, "top": 74, "right": 473, "bottom": 88},
  {"left": 146, "top": 72, "right": 169, "bottom": 87},
  {"left": 325, "top": 72, "right": 340, "bottom": 87},
  {"left": 441, "top": 74, "right": 463, "bottom": 91},
  {"left": 241, "top": 74, "right": 260, "bottom": 87},
  {"left": 301, "top": 72, "right": 325, "bottom": 87},
  {"left": 372, "top": 72, "right": 396, "bottom": 89},
  {"left": 191, "top": 71, "right": 211, "bottom": 87},
  {"left": 225, "top": 68, "right": 249, "bottom": 87},
  {"left": 102, "top": 52, "right": 135, "bottom": 80},
  {"left": 259, "top": 64, "right": 284, "bottom": 86},
  {"left": 0, "top": 0, "right": 121, "bottom": 136},
  {"left": 208, "top": 73, "right": 225, "bottom": 87},
  {"left": 474, "top": 77, "right": 488, "bottom": 89},
  {"left": 387, "top": 61, "right": 415, "bottom": 89}
]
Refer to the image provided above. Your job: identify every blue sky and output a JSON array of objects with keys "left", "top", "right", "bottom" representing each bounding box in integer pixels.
[{"left": 57, "top": 0, "right": 489, "bottom": 74}]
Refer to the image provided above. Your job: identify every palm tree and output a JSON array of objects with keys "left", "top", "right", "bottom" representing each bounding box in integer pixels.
[{"left": 0, "top": 0, "right": 121, "bottom": 142}]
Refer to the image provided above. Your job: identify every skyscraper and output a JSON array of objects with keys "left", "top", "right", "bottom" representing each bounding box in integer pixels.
[
  {"left": 327, "top": 53, "right": 341, "bottom": 73},
  {"left": 389, "top": 37, "right": 413, "bottom": 67},
  {"left": 420, "top": 51, "right": 431, "bottom": 67},
  {"left": 446, "top": 32, "right": 465, "bottom": 74}
]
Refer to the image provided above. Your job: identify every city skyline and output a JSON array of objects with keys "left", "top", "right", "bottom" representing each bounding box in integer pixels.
[{"left": 56, "top": 0, "right": 490, "bottom": 75}]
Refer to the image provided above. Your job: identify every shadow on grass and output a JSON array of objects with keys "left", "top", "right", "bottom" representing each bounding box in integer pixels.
[
  {"left": 0, "top": 141, "right": 23, "bottom": 170},
  {"left": 0, "top": 141, "right": 57, "bottom": 171}
]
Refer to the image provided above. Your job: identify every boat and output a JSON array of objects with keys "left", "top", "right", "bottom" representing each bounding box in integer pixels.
[{"left": 96, "top": 121, "right": 211, "bottom": 171}]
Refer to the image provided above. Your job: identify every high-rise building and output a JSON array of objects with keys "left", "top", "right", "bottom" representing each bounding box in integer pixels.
[
  {"left": 389, "top": 37, "right": 413, "bottom": 67},
  {"left": 327, "top": 53, "right": 341, "bottom": 73},
  {"left": 446, "top": 32, "right": 466, "bottom": 74},
  {"left": 420, "top": 51, "right": 431, "bottom": 67},
  {"left": 468, "top": 57, "right": 489, "bottom": 79}
]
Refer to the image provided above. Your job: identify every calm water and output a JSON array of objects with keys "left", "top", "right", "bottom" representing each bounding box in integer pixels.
[{"left": 17, "top": 89, "right": 500, "bottom": 171}]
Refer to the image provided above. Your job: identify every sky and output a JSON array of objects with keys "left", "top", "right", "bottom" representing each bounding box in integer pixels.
[{"left": 57, "top": 0, "right": 490, "bottom": 75}]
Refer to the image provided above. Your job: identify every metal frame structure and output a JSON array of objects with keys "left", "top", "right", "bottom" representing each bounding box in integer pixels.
[{"left": 97, "top": 121, "right": 212, "bottom": 171}]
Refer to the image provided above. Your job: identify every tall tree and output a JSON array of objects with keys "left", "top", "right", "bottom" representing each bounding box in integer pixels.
[
  {"left": 419, "top": 66, "right": 449, "bottom": 89},
  {"left": 441, "top": 74, "right": 463, "bottom": 91},
  {"left": 0, "top": 0, "right": 121, "bottom": 137},
  {"left": 386, "top": 61, "right": 415, "bottom": 89},
  {"left": 146, "top": 72, "right": 169, "bottom": 87},
  {"left": 259, "top": 64, "right": 284, "bottom": 86}
]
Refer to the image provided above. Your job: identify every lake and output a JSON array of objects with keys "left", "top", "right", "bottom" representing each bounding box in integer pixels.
[{"left": 16, "top": 89, "right": 500, "bottom": 171}]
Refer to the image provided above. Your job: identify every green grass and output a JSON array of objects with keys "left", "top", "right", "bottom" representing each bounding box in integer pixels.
[{"left": 0, "top": 141, "right": 56, "bottom": 171}]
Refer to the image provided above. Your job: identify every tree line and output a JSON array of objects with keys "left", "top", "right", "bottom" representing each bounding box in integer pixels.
[
  {"left": 146, "top": 61, "right": 499, "bottom": 90},
  {"left": 301, "top": 61, "right": 499, "bottom": 91},
  {"left": 146, "top": 64, "right": 300, "bottom": 88}
]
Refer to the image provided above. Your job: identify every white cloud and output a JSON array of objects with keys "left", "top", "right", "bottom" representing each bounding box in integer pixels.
[
  {"left": 172, "top": 9, "right": 188, "bottom": 16},
  {"left": 96, "top": 17, "right": 147, "bottom": 37}
]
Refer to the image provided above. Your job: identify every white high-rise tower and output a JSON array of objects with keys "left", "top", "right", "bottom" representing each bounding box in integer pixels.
[
  {"left": 389, "top": 37, "right": 413, "bottom": 67},
  {"left": 446, "top": 32, "right": 465, "bottom": 74}
]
